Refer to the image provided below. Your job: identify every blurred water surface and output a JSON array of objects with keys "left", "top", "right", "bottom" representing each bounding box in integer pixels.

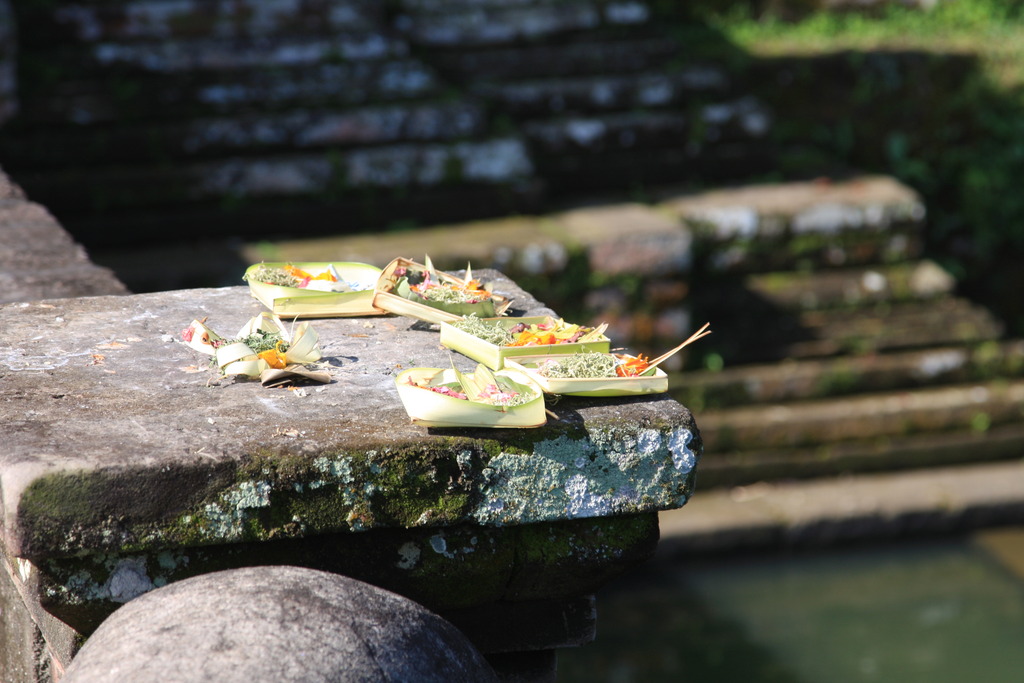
[{"left": 559, "top": 528, "right": 1024, "bottom": 683}]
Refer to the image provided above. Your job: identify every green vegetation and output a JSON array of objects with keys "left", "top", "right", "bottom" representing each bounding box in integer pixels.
[{"left": 659, "top": 0, "right": 1024, "bottom": 334}]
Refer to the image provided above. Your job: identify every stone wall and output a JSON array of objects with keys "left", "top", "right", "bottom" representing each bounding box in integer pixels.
[{"left": 0, "top": 0, "right": 774, "bottom": 246}]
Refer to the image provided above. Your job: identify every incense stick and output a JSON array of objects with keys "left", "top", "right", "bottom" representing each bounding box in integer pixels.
[{"left": 646, "top": 322, "right": 712, "bottom": 370}]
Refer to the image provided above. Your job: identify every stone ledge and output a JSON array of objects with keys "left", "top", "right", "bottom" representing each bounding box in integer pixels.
[
  {"left": 659, "top": 175, "right": 926, "bottom": 272},
  {"left": 659, "top": 176, "right": 924, "bottom": 235},
  {"left": 0, "top": 276, "right": 699, "bottom": 561}
]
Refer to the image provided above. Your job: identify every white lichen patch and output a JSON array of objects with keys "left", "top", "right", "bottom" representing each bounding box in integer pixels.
[
  {"left": 52, "top": 570, "right": 108, "bottom": 605},
  {"left": 107, "top": 557, "right": 154, "bottom": 603},
  {"left": 637, "top": 428, "right": 662, "bottom": 454},
  {"left": 231, "top": 480, "right": 272, "bottom": 508},
  {"left": 428, "top": 534, "right": 450, "bottom": 558},
  {"left": 313, "top": 455, "right": 356, "bottom": 483},
  {"left": 198, "top": 479, "right": 272, "bottom": 541},
  {"left": 564, "top": 474, "right": 613, "bottom": 518},
  {"left": 426, "top": 531, "right": 478, "bottom": 560},
  {"left": 668, "top": 428, "right": 697, "bottom": 473},
  {"left": 46, "top": 554, "right": 160, "bottom": 606},
  {"left": 473, "top": 425, "right": 695, "bottom": 525},
  {"left": 396, "top": 541, "right": 421, "bottom": 570}
]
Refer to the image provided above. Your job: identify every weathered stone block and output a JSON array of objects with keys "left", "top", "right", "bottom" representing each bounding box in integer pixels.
[
  {"left": 0, "top": 271, "right": 699, "bottom": 678},
  {"left": 0, "top": 560, "right": 47, "bottom": 682},
  {"left": 430, "top": 38, "right": 682, "bottom": 80},
  {"left": 61, "top": 566, "right": 499, "bottom": 683},
  {"left": 83, "top": 33, "right": 409, "bottom": 73},
  {"left": 473, "top": 68, "right": 728, "bottom": 116},
  {"left": 26, "top": 514, "right": 656, "bottom": 636},
  {"left": 396, "top": 0, "right": 650, "bottom": 48},
  {"left": 660, "top": 176, "right": 927, "bottom": 273},
  {"left": 241, "top": 215, "right": 567, "bottom": 276},
  {"left": 0, "top": 272, "right": 699, "bottom": 590},
  {"left": 523, "top": 111, "right": 689, "bottom": 154},
  {"left": 46, "top": 0, "right": 381, "bottom": 42}
]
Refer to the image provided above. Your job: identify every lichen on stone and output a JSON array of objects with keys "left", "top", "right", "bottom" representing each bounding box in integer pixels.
[{"left": 471, "top": 424, "right": 697, "bottom": 526}]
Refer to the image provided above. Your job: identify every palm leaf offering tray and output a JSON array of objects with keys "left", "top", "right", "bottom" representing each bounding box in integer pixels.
[
  {"left": 439, "top": 315, "right": 611, "bottom": 370},
  {"left": 395, "top": 364, "right": 546, "bottom": 428},
  {"left": 503, "top": 353, "right": 669, "bottom": 397},
  {"left": 373, "top": 256, "right": 511, "bottom": 324},
  {"left": 181, "top": 312, "right": 329, "bottom": 386},
  {"left": 243, "top": 261, "right": 383, "bottom": 318},
  {"left": 504, "top": 322, "right": 712, "bottom": 396}
]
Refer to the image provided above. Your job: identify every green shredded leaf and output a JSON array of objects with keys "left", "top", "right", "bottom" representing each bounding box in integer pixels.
[
  {"left": 243, "top": 264, "right": 303, "bottom": 287},
  {"left": 536, "top": 353, "right": 619, "bottom": 378},
  {"left": 216, "top": 331, "right": 290, "bottom": 355},
  {"left": 421, "top": 285, "right": 488, "bottom": 305},
  {"left": 450, "top": 315, "right": 515, "bottom": 345}
]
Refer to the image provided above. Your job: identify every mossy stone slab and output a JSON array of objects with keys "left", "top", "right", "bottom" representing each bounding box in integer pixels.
[{"left": 1, "top": 272, "right": 701, "bottom": 564}]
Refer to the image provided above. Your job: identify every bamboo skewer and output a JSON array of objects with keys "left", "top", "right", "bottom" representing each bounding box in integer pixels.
[{"left": 645, "top": 322, "right": 712, "bottom": 370}]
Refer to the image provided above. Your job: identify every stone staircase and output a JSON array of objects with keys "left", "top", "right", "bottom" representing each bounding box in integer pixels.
[
  {"left": 0, "top": 0, "right": 776, "bottom": 247},
  {"left": 661, "top": 179, "right": 1024, "bottom": 490}
]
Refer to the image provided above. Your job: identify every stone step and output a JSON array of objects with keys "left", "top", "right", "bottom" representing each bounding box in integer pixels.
[
  {"left": 659, "top": 459, "right": 1024, "bottom": 556},
  {"left": 523, "top": 99, "right": 769, "bottom": 154},
  {"left": 28, "top": 32, "right": 410, "bottom": 76},
  {"left": 395, "top": 0, "right": 652, "bottom": 48},
  {"left": 17, "top": 0, "right": 380, "bottom": 45},
  {"left": 693, "top": 421, "right": 1024, "bottom": 490},
  {"left": 657, "top": 176, "right": 926, "bottom": 274},
  {"left": 703, "top": 261, "right": 957, "bottom": 314},
  {"left": 697, "top": 295, "right": 1004, "bottom": 365},
  {"left": 429, "top": 36, "right": 683, "bottom": 80},
  {"left": 471, "top": 69, "right": 730, "bottom": 117},
  {"left": 672, "top": 340, "right": 1024, "bottom": 411},
  {"left": 11, "top": 60, "right": 442, "bottom": 126},
  {"left": 13, "top": 138, "right": 534, "bottom": 215},
  {"left": 1, "top": 102, "right": 487, "bottom": 167},
  {"left": 794, "top": 298, "right": 1002, "bottom": 354},
  {"left": 697, "top": 379, "right": 1024, "bottom": 455},
  {"left": 4, "top": 100, "right": 771, "bottom": 172}
]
